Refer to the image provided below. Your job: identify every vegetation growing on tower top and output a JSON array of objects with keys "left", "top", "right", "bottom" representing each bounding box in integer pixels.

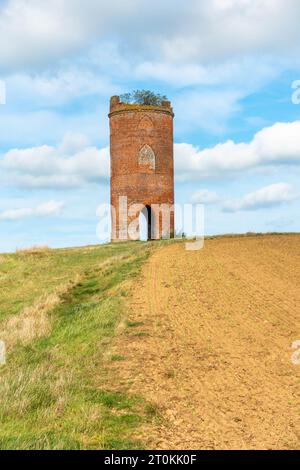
[{"left": 120, "top": 90, "right": 168, "bottom": 106}]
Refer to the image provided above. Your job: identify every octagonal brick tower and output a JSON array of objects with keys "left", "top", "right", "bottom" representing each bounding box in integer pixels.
[{"left": 109, "top": 95, "right": 175, "bottom": 241}]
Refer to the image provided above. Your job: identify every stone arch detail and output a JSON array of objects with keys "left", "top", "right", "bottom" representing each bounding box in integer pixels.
[
  {"left": 138, "top": 115, "right": 154, "bottom": 131},
  {"left": 138, "top": 144, "right": 156, "bottom": 170}
]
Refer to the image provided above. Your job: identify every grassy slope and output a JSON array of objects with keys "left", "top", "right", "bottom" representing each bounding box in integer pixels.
[{"left": 0, "top": 242, "right": 166, "bottom": 450}]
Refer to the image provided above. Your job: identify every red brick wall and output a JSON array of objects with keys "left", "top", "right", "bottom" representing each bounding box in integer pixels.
[{"left": 109, "top": 96, "right": 174, "bottom": 241}]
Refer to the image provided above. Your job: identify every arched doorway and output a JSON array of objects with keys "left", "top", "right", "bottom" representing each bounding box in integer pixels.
[{"left": 139, "top": 205, "right": 153, "bottom": 241}]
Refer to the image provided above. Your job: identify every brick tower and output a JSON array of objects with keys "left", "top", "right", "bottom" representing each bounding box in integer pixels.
[{"left": 109, "top": 95, "right": 174, "bottom": 241}]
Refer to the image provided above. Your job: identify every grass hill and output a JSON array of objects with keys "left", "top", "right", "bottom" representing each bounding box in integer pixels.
[
  {"left": 1, "top": 234, "right": 300, "bottom": 450},
  {"left": 0, "top": 241, "right": 167, "bottom": 450}
]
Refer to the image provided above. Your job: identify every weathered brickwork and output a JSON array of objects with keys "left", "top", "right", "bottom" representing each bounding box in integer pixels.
[{"left": 109, "top": 95, "right": 175, "bottom": 241}]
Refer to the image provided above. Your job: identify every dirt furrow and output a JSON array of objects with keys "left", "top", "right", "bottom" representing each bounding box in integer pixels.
[{"left": 112, "top": 236, "right": 300, "bottom": 449}]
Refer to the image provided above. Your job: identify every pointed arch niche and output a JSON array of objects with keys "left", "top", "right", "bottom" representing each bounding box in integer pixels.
[
  {"left": 138, "top": 144, "right": 156, "bottom": 171},
  {"left": 138, "top": 115, "right": 154, "bottom": 131}
]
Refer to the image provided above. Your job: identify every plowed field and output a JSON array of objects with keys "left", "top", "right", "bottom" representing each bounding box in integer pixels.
[{"left": 113, "top": 235, "right": 300, "bottom": 449}]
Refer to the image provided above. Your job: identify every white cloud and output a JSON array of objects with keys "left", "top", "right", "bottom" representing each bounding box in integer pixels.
[
  {"left": 0, "top": 0, "right": 300, "bottom": 72},
  {"left": 174, "top": 121, "right": 300, "bottom": 181},
  {"left": 1, "top": 133, "right": 110, "bottom": 188},
  {"left": 191, "top": 189, "right": 219, "bottom": 205},
  {"left": 2, "top": 121, "right": 300, "bottom": 190},
  {"left": 7, "top": 69, "right": 117, "bottom": 107},
  {"left": 133, "top": 58, "right": 284, "bottom": 133},
  {"left": 1, "top": 1, "right": 299, "bottom": 148},
  {"left": 222, "top": 183, "right": 298, "bottom": 212},
  {"left": 174, "top": 89, "right": 242, "bottom": 135},
  {"left": 0, "top": 200, "right": 65, "bottom": 221},
  {"left": 159, "top": 0, "right": 300, "bottom": 63},
  {"left": 134, "top": 57, "right": 279, "bottom": 90},
  {"left": 0, "top": 107, "right": 109, "bottom": 150},
  {"left": 0, "top": 0, "right": 131, "bottom": 72}
]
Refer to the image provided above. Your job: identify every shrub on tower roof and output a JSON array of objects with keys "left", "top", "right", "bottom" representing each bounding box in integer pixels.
[{"left": 120, "top": 90, "right": 168, "bottom": 106}]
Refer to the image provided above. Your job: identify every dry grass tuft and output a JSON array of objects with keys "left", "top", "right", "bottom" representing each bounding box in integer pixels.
[
  {"left": 0, "top": 276, "right": 80, "bottom": 350},
  {"left": 0, "top": 363, "right": 75, "bottom": 419},
  {"left": 16, "top": 246, "right": 50, "bottom": 256}
]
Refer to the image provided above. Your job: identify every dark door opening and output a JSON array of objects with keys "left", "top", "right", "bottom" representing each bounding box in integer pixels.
[
  {"left": 140, "top": 205, "right": 153, "bottom": 241},
  {"left": 145, "top": 205, "right": 152, "bottom": 241}
]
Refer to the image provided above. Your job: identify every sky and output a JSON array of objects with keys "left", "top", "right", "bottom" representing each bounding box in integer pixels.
[{"left": 0, "top": 0, "right": 300, "bottom": 252}]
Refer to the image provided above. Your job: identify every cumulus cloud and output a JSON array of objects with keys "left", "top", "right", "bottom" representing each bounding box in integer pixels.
[
  {"left": 159, "top": 0, "right": 300, "bottom": 63},
  {"left": 191, "top": 189, "right": 219, "bottom": 205},
  {"left": 1, "top": 1, "right": 299, "bottom": 148},
  {"left": 2, "top": 121, "right": 300, "bottom": 189},
  {"left": 174, "top": 121, "right": 300, "bottom": 181},
  {"left": 0, "top": 0, "right": 299, "bottom": 72},
  {"left": 134, "top": 57, "right": 280, "bottom": 90},
  {"left": 7, "top": 69, "right": 117, "bottom": 107},
  {"left": 222, "top": 183, "right": 298, "bottom": 212},
  {"left": 0, "top": 0, "right": 135, "bottom": 72},
  {"left": 1, "top": 133, "right": 110, "bottom": 188},
  {"left": 174, "top": 89, "right": 242, "bottom": 135},
  {"left": 0, "top": 200, "right": 65, "bottom": 221}
]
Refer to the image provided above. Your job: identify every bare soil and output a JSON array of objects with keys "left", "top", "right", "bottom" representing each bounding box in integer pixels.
[{"left": 112, "top": 235, "right": 300, "bottom": 449}]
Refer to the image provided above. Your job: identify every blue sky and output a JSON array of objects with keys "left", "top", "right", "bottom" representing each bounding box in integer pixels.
[{"left": 0, "top": 0, "right": 300, "bottom": 252}]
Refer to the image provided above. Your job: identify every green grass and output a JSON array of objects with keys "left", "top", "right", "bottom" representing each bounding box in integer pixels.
[
  {"left": 111, "top": 355, "right": 126, "bottom": 362},
  {"left": 0, "top": 241, "right": 171, "bottom": 450},
  {"left": 127, "top": 321, "right": 145, "bottom": 328}
]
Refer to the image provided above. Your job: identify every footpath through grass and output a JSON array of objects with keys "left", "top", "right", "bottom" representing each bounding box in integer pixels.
[{"left": 0, "top": 241, "right": 166, "bottom": 450}]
